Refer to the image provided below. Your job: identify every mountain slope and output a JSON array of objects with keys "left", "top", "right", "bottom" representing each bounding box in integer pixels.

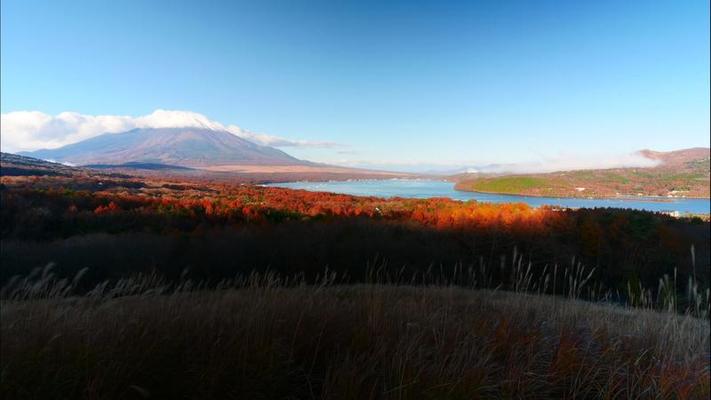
[
  {"left": 455, "top": 148, "right": 710, "bottom": 198},
  {"left": 637, "top": 147, "right": 710, "bottom": 167},
  {"left": 0, "top": 152, "right": 85, "bottom": 177},
  {"left": 20, "top": 127, "right": 306, "bottom": 167}
]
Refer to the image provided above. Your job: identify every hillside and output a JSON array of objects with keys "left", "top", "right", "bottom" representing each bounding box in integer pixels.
[
  {"left": 20, "top": 127, "right": 305, "bottom": 167},
  {"left": 3, "top": 149, "right": 709, "bottom": 399},
  {"left": 3, "top": 283, "right": 708, "bottom": 399},
  {"left": 0, "top": 152, "right": 84, "bottom": 176},
  {"left": 1, "top": 152, "right": 410, "bottom": 184},
  {"left": 455, "top": 148, "right": 710, "bottom": 198}
]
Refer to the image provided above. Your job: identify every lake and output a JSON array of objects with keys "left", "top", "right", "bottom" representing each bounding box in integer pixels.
[{"left": 268, "top": 179, "right": 710, "bottom": 214}]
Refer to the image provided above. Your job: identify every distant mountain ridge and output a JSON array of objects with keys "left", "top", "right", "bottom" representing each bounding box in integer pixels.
[
  {"left": 637, "top": 147, "right": 710, "bottom": 167},
  {"left": 20, "top": 127, "right": 306, "bottom": 167},
  {"left": 455, "top": 147, "right": 710, "bottom": 199}
]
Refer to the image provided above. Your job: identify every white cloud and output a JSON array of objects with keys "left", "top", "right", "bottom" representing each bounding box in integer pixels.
[
  {"left": 332, "top": 152, "right": 661, "bottom": 174},
  {"left": 224, "top": 124, "right": 341, "bottom": 148},
  {"left": 0, "top": 109, "right": 341, "bottom": 152},
  {"left": 464, "top": 153, "right": 661, "bottom": 174}
]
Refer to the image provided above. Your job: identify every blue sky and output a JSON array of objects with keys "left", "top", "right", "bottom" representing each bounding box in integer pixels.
[{"left": 1, "top": 0, "right": 709, "bottom": 168}]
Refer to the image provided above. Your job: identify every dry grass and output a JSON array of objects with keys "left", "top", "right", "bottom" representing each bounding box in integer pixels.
[{"left": 2, "top": 275, "right": 709, "bottom": 399}]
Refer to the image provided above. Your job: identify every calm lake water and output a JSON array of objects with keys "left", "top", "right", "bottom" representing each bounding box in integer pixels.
[{"left": 268, "top": 179, "right": 710, "bottom": 214}]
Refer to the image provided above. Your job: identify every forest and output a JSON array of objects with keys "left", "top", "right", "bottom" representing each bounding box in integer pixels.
[{"left": 1, "top": 163, "right": 708, "bottom": 305}]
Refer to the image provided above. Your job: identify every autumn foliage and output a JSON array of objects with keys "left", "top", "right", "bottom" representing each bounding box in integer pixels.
[
  {"left": 1, "top": 173, "right": 708, "bottom": 297},
  {"left": 0, "top": 169, "right": 605, "bottom": 236}
]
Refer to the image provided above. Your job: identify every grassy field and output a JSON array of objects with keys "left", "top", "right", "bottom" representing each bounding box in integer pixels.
[
  {"left": 2, "top": 273, "right": 709, "bottom": 399},
  {"left": 460, "top": 176, "right": 550, "bottom": 194}
]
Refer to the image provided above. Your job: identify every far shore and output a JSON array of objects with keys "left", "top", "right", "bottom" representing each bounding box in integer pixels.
[
  {"left": 266, "top": 177, "right": 711, "bottom": 202},
  {"left": 452, "top": 183, "right": 711, "bottom": 202}
]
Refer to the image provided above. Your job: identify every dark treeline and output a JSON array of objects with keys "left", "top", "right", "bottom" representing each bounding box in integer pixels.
[{"left": 2, "top": 213, "right": 708, "bottom": 296}]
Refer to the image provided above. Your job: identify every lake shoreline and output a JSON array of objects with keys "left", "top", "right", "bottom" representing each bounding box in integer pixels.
[
  {"left": 453, "top": 185, "right": 711, "bottom": 202},
  {"left": 266, "top": 179, "right": 710, "bottom": 214},
  {"left": 269, "top": 178, "right": 711, "bottom": 202}
]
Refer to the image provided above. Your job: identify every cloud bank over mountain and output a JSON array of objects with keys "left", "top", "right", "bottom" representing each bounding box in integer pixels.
[
  {"left": 334, "top": 152, "right": 661, "bottom": 174},
  {"left": 462, "top": 152, "right": 661, "bottom": 174},
  {"left": 0, "top": 109, "right": 340, "bottom": 152}
]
